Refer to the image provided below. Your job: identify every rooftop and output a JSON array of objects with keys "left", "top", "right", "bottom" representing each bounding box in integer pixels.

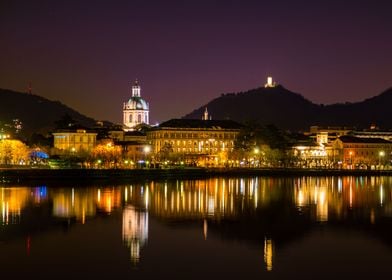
[
  {"left": 338, "top": 135, "right": 392, "bottom": 144},
  {"left": 158, "top": 119, "right": 243, "bottom": 130}
]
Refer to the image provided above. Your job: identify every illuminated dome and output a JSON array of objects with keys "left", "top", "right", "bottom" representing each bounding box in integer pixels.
[
  {"left": 126, "top": 96, "right": 149, "bottom": 110},
  {"left": 123, "top": 80, "right": 150, "bottom": 130}
]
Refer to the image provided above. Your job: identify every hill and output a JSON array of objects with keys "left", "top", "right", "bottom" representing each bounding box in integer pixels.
[
  {"left": 0, "top": 88, "right": 99, "bottom": 137},
  {"left": 183, "top": 85, "right": 392, "bottom": 131}
]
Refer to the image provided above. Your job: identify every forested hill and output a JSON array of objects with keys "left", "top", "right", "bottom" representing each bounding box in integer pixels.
[
  {"left": 0, "top": 88, "right": 98, "bottom": 137},
  {"left": 183, "top": 85, "right": 392, "bottom": 131}
]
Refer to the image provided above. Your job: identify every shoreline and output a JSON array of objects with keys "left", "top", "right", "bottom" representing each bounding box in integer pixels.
[{"left": 1, "top": 167, "right": 392, "bottom": 185}]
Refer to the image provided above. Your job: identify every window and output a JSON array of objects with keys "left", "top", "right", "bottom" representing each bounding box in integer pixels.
[
  {"left": 138, "top": 114, "right": 142, "bottom": 123},
  {"left": 129, "top": 114, "right": 133, "bottom": 123}
]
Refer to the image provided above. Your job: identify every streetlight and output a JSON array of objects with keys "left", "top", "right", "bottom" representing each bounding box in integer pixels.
[
  {"left": 349, "top": 151, "right": 353, "bottom": 169},
  {"left": 379, "top": 151, "right": 385, "bottom": 168},
  {"left": 254, "top": 147, "right": 260, "bottom": 167},
  {"left": 144, "top": 145, "right": 151, "bottom": 168}
]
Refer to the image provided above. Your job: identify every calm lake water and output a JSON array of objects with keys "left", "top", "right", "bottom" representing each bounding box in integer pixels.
[{"left": 1, "top": 176, "right": 392, "bottom": 279}]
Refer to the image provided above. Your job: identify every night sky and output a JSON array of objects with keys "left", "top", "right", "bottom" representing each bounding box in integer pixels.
[{"left": 1, "top": 0, "right": 392, "bottom": 124}]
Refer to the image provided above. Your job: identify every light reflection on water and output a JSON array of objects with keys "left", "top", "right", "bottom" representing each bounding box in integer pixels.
[{"left": 0, "top": 176, "right": 392, "bottom": 277}]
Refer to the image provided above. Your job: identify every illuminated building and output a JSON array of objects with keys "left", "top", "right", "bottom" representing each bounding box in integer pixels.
[
  {"left": 202, "top": 107, "right": 210, "bottom": 120},
  {"left": 292, "top": 143, "right": 328, "bottom": 167},
  {"left": 352, "top": 130, "right": 392, "bottom": 142},
  {"left": 146, "top": 119, "right": 242, "bottom": 165},
  {"left": 308, "top": 126, "right": 353, "bottom": 137},
  {"left": 122, "top": 205, "right": 148, "bottom": 264},
  {"left": 53, "top": 129, "right": 97, "bottom": 154},
  {"left": 332, "top": 135, "right": 392, "bottom": 168},
  {"left": 264, "top": 76, "right": 276, "bottom": 88},
  {"left": 309, "top": 126, "right": 392, "bottom": 145},
  {"left": 306, "top": 127, "right": 353, "bottom": 147},
  {"left": 123, "top": 80, "right": 149, "bottom": 130}
]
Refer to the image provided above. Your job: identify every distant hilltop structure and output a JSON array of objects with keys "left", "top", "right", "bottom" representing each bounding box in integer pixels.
[
  {"left": 264, "top": 76, "right": 277, "bottom": 88},
  {"left": 123, "top": 79, "right": 150, "bottom": 131},
  {"left": 202, "top": 107, "right": 212, "bottom": 120}
]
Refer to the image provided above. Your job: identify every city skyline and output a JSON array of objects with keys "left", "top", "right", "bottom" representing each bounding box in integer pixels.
[{"left": 1, "top": 0, "right": 392, "bottom": 124}]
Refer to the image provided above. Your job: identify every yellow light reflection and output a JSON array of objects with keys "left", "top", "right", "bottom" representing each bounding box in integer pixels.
[
  {"left": 264, "top": 238, "right": 273, "bottom": 271},
  {"left": 203, "top": 219, "right": 208, "bottom": 240}
]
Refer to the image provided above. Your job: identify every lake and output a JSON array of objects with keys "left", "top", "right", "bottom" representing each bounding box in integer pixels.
[{"left": 1, "top": 176, "right": 392, "bottom": 279}]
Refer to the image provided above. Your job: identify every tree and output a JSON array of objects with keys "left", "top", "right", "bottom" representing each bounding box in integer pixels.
[
  {"left": 232, "top": 123, "right": 292, "bottom": 166},
  {"left": 0, "top": 139, "right": 30, "bottom": 165},
  {"left": 90, "top": 141, "right": 122, "bottom": 168}
]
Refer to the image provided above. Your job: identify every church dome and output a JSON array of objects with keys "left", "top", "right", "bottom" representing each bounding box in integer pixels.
[{"left": 126, "top": 96, "right": 149, "bottom": 110}]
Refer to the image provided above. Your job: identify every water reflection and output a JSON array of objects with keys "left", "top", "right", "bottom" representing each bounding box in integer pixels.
[
  {"left": 264, "top": 238, "right": 273, "bottom": 271},
  {"left": 1, "top": 186, "right": 47, "bottom": 225},
  {"left": 0, "top": 176, "right": 392, "bottom": 272},
  {"left": 122, "top": 205, "right": 148, "bottom": 264}
]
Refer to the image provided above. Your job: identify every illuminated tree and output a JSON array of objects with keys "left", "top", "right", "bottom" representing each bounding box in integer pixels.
[
  {"left": 90, "top": 141, "right": 122, "bottom": 168},
  {"left": 0, "top": 139, "right": 29, "bottom": 165}
]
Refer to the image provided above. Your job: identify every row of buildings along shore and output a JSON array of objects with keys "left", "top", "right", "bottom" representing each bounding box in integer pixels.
[
  {"left": 1, "top": 78, "right": 390, "bottom": 169},
  {"left": 48, "top": 79, "right": 392, "bottom": 169}
]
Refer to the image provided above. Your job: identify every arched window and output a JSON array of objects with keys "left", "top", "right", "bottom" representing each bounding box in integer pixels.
[
  {"left": 138, "top": 114, "right": 142, "bottom": 123},
  {"left": 129, "top": 114, "right": 133, "bottom": 123}
]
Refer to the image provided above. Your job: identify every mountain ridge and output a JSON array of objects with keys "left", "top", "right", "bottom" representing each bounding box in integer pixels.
[
  {"left": 0, "top": 88, "right": 100, "bottom": 137},
  {"left": 183, "top": 85, "right": 392, "bottom": 131}
]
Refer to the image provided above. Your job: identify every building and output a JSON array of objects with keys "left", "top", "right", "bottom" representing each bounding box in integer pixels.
[
  {"left": 307, "top": 126, "right": 354, "bottom": 145},
  {"left": 53, "top": 129, "right": 97, "bottom": 154},
  {"left": 291, "top": 143, "right": 329, "bottom": 168},
  {"left": 352, "top": 130, "right": 392, "bottom": 142},
  {"left": 332, "top": 135, "right": 392, "bottom": 168},
  {"left": 264, "top": 76, "right": 276, "bottom": 88},
  {"left": 308, "top": 126, "right": 354, "bottom": 136},
  {"left": 123, "top": 80, "right": 149, "bottom": 130},
  {"left": 146, "top": 118, "right": 242, "bottom": 166},
  {"left": 106, "top": 129, "right": 148, "bottom": 166}
]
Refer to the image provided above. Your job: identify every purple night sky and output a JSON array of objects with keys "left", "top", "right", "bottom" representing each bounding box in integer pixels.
[{"left": 1, "top": 0, "right": 392, "bottom": 124}]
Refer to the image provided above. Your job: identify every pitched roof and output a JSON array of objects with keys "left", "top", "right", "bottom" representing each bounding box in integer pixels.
[
  {"left": 158, "top": 119, "right": 243, "bottom": 130},
  {"left": 338, "top": 135, "right": 392, "bottom": 144}
]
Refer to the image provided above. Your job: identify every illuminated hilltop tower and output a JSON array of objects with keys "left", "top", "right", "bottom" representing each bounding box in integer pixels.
[
  {"left": 123, "top": 80, "right": 149, "bottom": 130},
  {"left": 264, "top": 76, "right": 276, "bottom": 88}
]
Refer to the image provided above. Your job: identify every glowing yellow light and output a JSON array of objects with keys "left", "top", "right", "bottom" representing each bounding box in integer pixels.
[
  {"left": 264, "top": 238, "right": 273, "bottom": 271},
  {"left": 203, "top": 219, "right": 208, "bottom": 240}
]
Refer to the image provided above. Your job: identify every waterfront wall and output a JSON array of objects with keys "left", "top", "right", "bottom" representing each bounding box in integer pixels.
[{"left": 1, "top": 168, "right": 392, "bottom": 185}]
